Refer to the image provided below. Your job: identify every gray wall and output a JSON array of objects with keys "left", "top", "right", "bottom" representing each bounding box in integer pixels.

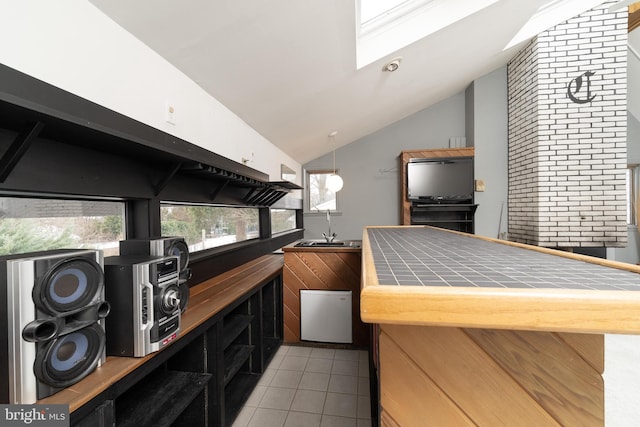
[
  {"left": 467, "top": 67, "right": 509, "bottom": 239},
  {"left": 303, "top": 93, "right": 466, "bottom": 240},
  {"left": 608, "top": 112, "right": 640, "bottom": 264}
]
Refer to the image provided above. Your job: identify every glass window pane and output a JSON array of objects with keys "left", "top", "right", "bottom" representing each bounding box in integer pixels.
[
  {"left": 271, "top": 209, "right": 297, "bottom": 234},
  {"left": 0, "top": 197, "right": 125, "bottom": 256},
  {"left": 309, "top": 172, "right": 337, "bottom": 211},
  {"left": 160, "top": 204, "right": 259, "bottom": 253}
]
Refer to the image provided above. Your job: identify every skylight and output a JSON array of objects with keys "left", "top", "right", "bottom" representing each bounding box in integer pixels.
[
  {"left": 356, "top": 0, "right": 499, "bottom": 69},
  {"left": 359, "top": 0, "right": 410, "bottom": 24}
]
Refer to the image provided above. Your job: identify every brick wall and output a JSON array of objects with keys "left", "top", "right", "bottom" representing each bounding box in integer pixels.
[{"left": 507, "top": 2, "right": 628, "bottom": 247}]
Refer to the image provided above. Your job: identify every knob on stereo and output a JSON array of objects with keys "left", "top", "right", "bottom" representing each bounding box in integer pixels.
[{"left": 163, "top": 288, "right": 180, "bottom": 313}]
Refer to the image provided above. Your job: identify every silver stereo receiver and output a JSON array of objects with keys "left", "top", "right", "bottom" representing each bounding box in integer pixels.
[{"left": 104, "top": 255, "right": 180, "bottom": 357}]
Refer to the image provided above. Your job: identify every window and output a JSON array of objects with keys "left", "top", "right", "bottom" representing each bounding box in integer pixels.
[
  {"left": 307, "top": 170, "right": 339, "bottom": 212},
  {"left": 160, "top": 203, "right": 259, "bottom": 253},
  {"left": 627, "top": 165, "right": 638, "bottom": 226},
  {"left": 0, "top": 197, "right": 125, "bottom": 256},
  {"left": 270, "top": 209, "right": 297, "bottom": 234}
]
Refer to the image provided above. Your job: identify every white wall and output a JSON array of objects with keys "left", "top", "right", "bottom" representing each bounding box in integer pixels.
[{"left": 0, "top": 1, "right": 300, "bottom": 184}]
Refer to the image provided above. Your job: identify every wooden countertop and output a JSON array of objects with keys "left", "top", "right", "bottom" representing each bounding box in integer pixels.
[
  {"left": 38, "top": 254, "right": 284, "bottom": 412},
  {"left": 360, "top": 226, "right": 640, "bottom": 334}
]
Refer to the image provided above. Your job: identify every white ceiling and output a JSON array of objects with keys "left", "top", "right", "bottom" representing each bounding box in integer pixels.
[{"left": 89, "top": 0, "right": 633, "bottom": 164}]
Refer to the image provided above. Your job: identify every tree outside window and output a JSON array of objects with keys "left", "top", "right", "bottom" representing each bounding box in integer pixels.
[
  {"left": 160, "top": 204, "right": 259, "bottom": 252},
  {"left": 308, "top": 170, "right": 338, "bottom": 211}
]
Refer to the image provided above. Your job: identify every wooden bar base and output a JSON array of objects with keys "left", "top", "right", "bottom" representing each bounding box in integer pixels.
[{"left": 379, "top": 324, "right": 604, "bottom": 426}]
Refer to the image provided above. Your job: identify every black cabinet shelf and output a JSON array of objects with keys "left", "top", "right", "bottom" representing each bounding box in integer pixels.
[
  {"left": 222, "top": 314, "right": 254, "bottom": 350},
  {"left": 224, "top": 345, "right": 255, "bottom": 386},
  {"left": 71, "top": 270, "right": 283, "bottom": 427},
  {"left": 224, "top": 373, "right": 261, "bottom": 427},
  {"left": 263, "top": 337, "right": 280, "bottom": 361},
  {"left": 410, "top": 203, "right": 478, "bottom": 233},
  {"left": 116, "top": 370, "right": 212, "bottom": 427}
]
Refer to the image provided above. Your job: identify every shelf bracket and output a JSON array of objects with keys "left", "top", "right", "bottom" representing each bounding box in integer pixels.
[
  {"left": 210, "top": 180, "right": 229, "bottom": 201},
  {"left": 0, "top": 121, "right": 44, "bottom": 183},
  {"left": 153, "top": 161, "right": 182, "bottom": 196},
  {"left": 244, "top": 187, "right": 269, "bottom": 205}
]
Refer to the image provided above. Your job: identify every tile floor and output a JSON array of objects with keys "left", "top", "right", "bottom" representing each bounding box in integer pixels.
[{"left": 232, "top": 345, "right": 372, "bottom": 427}]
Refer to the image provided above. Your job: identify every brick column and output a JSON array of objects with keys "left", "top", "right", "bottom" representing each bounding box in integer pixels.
[{"left": 507, "top": 1, "right": 628, "bottom": 247}]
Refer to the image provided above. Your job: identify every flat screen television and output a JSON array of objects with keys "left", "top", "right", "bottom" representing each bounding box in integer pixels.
[{"left": 407, "top": 157, "right": 474, "bottom": 202}]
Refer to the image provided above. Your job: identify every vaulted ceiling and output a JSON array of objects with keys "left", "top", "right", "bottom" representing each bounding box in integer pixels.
[{"left": 89, "top": 0, "right": 638, "bottom": 164}]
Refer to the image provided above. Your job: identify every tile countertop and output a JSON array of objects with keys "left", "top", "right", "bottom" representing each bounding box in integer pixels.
[{"left": 360, "top": 226, "right": 640, "bottom": 334}]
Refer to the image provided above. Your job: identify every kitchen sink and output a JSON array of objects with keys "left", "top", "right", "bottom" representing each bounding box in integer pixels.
[{"left": 294, "top": 240, "right": 361, "bottom": 248}]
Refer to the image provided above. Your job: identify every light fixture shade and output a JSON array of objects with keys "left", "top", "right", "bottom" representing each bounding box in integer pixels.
[{"left": 326, "top": 173, "right": 344, "bottom": 192}]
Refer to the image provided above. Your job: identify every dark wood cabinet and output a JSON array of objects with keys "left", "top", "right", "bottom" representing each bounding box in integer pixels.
[
  {"left": 400, "top": 148, "right": 477, "bottom": 233},
  {"left": 410, "top": 202, "right": 478, "bottom": 233},
  {"left": 62, "top": 256, "right": 283, "bottom": 427}
]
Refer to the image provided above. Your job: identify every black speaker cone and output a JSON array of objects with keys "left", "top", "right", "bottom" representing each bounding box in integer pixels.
[
  {"left": 36, "top": 257, "right": 104, "bottom": 314},
  {"left": 35, "top": 323, "right": 105, "bottom": 388},
  {"left": 167, "top": 240, "right": 189, "bottom": 271}
]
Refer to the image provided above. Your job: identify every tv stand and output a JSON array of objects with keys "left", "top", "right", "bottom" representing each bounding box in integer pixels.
[
  {"left": 400, "top": 148, "right": 477, "bottom": 233},
  {"left": 410, "top": 202, "right": 478, "bottom": 233}
]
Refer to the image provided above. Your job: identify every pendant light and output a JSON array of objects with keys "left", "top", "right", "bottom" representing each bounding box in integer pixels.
[{"left": 326, "top": 130, "right": 344, "bottom": 192}]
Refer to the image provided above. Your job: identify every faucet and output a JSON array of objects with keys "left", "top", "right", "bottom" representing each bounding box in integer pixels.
[{"left": 322, "top": 210, "right": 336, "bottom": 243}]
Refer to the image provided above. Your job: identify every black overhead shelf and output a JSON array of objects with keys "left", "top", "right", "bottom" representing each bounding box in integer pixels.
[
  {"left": 0, "top": 64, "right": 297, "bottom": 206},
  {"left": 268, "top": 181, "right": 303, "bottom": 190}
]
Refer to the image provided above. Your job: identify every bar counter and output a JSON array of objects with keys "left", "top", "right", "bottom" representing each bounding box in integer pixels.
[
  {"left": 360, "top": 226, "right": 640, "bottom": 426},
  {"left": 361, "top": 226, "right": 640, "bottom": 334}
]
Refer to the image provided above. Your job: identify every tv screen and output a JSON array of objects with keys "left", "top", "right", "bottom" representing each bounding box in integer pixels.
[{"left": 407, "top": 157, "right": 473, "bottom": 201}]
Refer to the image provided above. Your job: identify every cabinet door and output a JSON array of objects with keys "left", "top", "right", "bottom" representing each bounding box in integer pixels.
[{"left": 72, "top": 400, "right": 114, "bottom": 427}]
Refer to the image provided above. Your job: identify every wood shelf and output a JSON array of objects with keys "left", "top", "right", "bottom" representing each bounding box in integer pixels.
[
  {"left": 263, "top": 337, "right": 280, "bottom": 361},
  {"left": 224, "top": 345, "right": 255, "bottom": 386},
  {"left": 224, "top": 373, "right": 261, "bottom": 426},
  {"left": 222, "top": 314, "right": 254, "bottom": 350},
  {"left": 39, "top": 255, "right": 284, "bottom": 426},
  {"left": 410, "top": 203, "right": 478, "bottom": 232},
  {"left": 116, "top": 370, "right": 212, "bottom": 427}
]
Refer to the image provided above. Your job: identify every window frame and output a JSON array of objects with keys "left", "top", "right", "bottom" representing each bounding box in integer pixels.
[{"left": 305, "top": 169, "right": 342, "bottom": 214}]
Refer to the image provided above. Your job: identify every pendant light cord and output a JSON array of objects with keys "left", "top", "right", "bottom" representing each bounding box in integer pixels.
[{"left": 332, "top": 137, "right": 336, "bottom": 174}]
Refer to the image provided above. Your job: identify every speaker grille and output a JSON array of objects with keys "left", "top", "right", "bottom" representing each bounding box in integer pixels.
[
  {"left": 35, "top": 323, "right": 106, "bottom": 388},
  {"left": 35, "top": 256, "right": 104, "bottom": 315}
]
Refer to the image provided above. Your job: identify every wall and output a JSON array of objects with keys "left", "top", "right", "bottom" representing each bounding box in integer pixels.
[
  {"left": 507, "top": 2, "right": 628, "bottom": 247},
  {"left": 303, "top": 93, "right": 466, "bottom": 240},
  {"left": 0, "top": 1, "right": 300, "bottom": 184},
  {"left": 609, "top": 113, "right": 640, "bottom": 264},
  {"left": 467, "top": 67, "right": 509, "bottom": 239}
]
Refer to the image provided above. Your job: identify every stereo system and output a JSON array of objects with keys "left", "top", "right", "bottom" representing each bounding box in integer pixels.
[
  {"left": 0, "top": 237, "right": 191, "bottom": 403},
  {"left": 0, "top": 249, "right": 110, "bottom": 404},
  {"left": 119, "top": 237, "right": 191, "bottom": 313},
  {"left": 104, "top": 255, "right": 181, "bottom": 357}
]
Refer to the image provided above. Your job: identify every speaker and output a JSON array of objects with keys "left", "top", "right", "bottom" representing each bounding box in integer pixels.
[
  {"left": 104, "top": 255, "right": 181, "bottom": 357},
  {"left": 120, "top": 237, "right": 190, "bottom": 312},
  {"left": 0, "top": 249, "right": 110, "bottom": 404}
]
